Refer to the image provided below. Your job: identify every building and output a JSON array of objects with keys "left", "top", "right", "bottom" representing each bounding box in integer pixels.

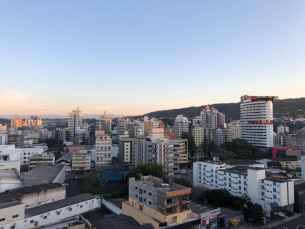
[
  {"left": 117, "top": 119, "right": 127, "bottom": 136},
  {"left": 23, "top": 166, "right": 66, "bottom": 186},
  {"left": 292, "top": 131, "right": 305, "bottom": 153},
  {"left": 0, "top": 169, "right": 23, "bottom": 192},
  {"left": 19, "top": 147, "right": 44, "bottom": 166},
  {"left": 0, "top": 145, "right": 22, "bottom": 172},
  {"left": 24, "top": 116, "right": 43, "bottom": 127},
  {"left": 206, "top": 127, "right": 241, "bottom": 146},
  {"left": 29, "top": 153, "right": 55, "bottom": 169},
  {"left": 193, "top": 126, "right": 204, "bottom": 147},
  {"left": 52, "top": 128, "right": 66, "bottom": 142},
  {"left": 98, "top": 111, "right": 112, "bottom": 134},
  {"left": 0, "top": 134, "right": 6, "bottom": 145},
  {"left": 193, "top": 160, "right": 294, "bottom": 216},
  {"left": 240, "top": 95, "right": 278, "bottom": 148},
  {"left": 277, "top": 125, "right": 289, "bottom": 134},
  {"left": 0, "top": 193, "right": 101, "bottom": 229},
  {"left": 72, "top": 149, "right": 91, "bottom": 172},
  {"left": 276, "top": 158, "right": 299, "bottom": 170},
  {"left": 174, "top": 115, "right": 189, "bottom": 139},
  {"left": 55, "top": 153, "right": 73, "bottom": 166},
  {"left": 200, "top": 106, "right": 225, "bottom": 129},
  {"left": 122, "top": 175, "right": 200, "bottom": 229},
  {"left": 274, "top": 133, "right": 293, "bottom": 148},
  {"left": 8, "top": 134, "right": 24, "bottom": 148},
  {"left": 0, "top": 124, "right": 7, "bottom": 134},
  {"left": 68, "top": 107, "right": 83, "bottom": 141},
  {"left": 11, "top": 117, "right": 23, "bottom": 128},
  {"left": 0, "top": 183, "right": 66, "bottom": 209},
  {"left": 118, "top": 136, "right": 136, "bottom": 165},
  {"left": 294, "top": 182, "right": 305, "bottom": 213},
  {"left": 135, "top": 129, "right": 188, "bottom": 175},
  {"left": 95, "top": 131, "right": 112, "bottom": 167}
]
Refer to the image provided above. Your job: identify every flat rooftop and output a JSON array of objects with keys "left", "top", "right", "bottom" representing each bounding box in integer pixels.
[
  {"left": 222, "top": 159, "right": 263, "bottom": 165},
  {"left": 90, "top": 214, "right": 155, "bottom": 229},
  {"left": 7, "top": 183, "right": 64, "bottom": 196},
  {"left": 0, "top": 169, "right": 19, "bottom": 180},
  {"left": 25, "top": 193, "right": 95, "bottom": 217},
  {"left": 23, "top": 165, "right": 64, "bottom": 186},
  {"left": 219, "top": 207, "right": 243, "bottom": 219},
  {"left": 0, "top": 200, "right": 22, "bottom": 210},
  {"left": 189, "top": 202, "right": 216, "bottom": 214}
]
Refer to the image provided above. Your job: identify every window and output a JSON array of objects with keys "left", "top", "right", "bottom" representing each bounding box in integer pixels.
[
  {"left": 11, "top": 226, "right": 15, "bottom": 229},
  {"left": 273, "top": 188, "right": 276, "bottom": 192},
  {"left": 30, "top": 220, "right": 34, "bottom": 224},
  {"left": 149, "top": 201, "right": 152, "bottom": 205},
  {"left": 80, "top": 205, "right": 83, "bottom": 208},
  {"left": 167, "top": 199, "right": 173, "bottom": 204},
  {"left": 135, "top": 195, "right": 138, "bottom": 198},
  {"left": 69, "top": 207, "right": 72, "bottom": 211},
  {"left": 167, "top": 208, "right": 173, "bottom": 213},
  {"left": 273, "top": 195, "right": 277, "bottom": 199},
  {"left": 135, "top": 186, "right": 138, "bottom": 190},
  {"left": 239, "top": 175, "right": 241, "bottom": 178},
  {"left": 149, "top": 192, "right": 152, "bottom": 196},
  {"left": 0, "top": 218, "right": 5, "bottom": 222},
  {"left": 149, "top": 210, "right": 152, "bottom": 214},
  {"left": 273, "top": 182, "right": 276, "bottom": 186},
  {"left": 261, "top": 180, "right": 264, "bottom": 183},
  {"left": 262, "top": 192, "right": 265, "bottom": 196},
  {"left": 183, "top": 195, "right": 188, "bottom": 201},
  {"left": 182, "top": 205, "right": 188, "bottom": 210},
  {"left": 57, "top": 212, "right": 60, "bottom": 215},
  {"left": 12, "top": 215, "right": 18, "bottom": 218},
  {"left": 43, "top": 216, "right": 47, "bottom": 219}
]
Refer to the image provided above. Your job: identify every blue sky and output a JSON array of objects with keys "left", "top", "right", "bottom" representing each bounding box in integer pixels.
[{"left": 0, "top": 1, "right": 304, "bottom": 116}]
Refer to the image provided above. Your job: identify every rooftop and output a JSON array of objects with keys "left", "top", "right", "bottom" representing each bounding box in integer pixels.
[
  {"left": 189, "top": 202, "right": 217, "bottom": 214},
  {"left": 6, "top": 183, "right": 63, "bottom": 197},
  {"left": 0, "top": 169, "right": 20, "bottom": 180},
  {"left": 25, "top": 193, "right": 95, "bottom": 217},
  {"left": 222, "top": 159, "right": 263, "bottom": 165},
  {"left": 56, "top": 153, "right": 73, "bottom": 163},
  {"left": 30, "top": 154, "right": 54, "bottom": 158},
  {"left": 219, "top": 207, "right": 243, "bottom": 220},
  {"left": 23, "top": 165, "right": 65, "bottom": 186},
  {"left": 0, "top": 200, "right": 22, "bottom": 210},
  {"left": 89, "top": 214, "right": 155, "bottom": 229},
  {"left": 221, "top": 166, "right": 264, "bottom": 176}
]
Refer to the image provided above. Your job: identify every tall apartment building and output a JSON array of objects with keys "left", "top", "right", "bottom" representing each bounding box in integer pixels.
[
  {"left": 52, "top": 128, "right": 67, "bottom": 142},
  {"left": 68, "top": 107, "right": 83, "bottom": 141},
  {"left": 11, "top": 117, "right": 23, "bottom": 128},
  {"left": 240, "top": 95, "right": 278, "bottom": 147},
  {"left": 292, "top": 131, "right": 305, "bottom": 153},
  {"left": 117, "top": 118, "right": 127, "bottom": 135},
  {"left": 193, "top": 160, "right": 294, "bottom": 217},
  {"left": 206, "top": 127, "right": 241, "bottom": 146},
  {"left": 118, "top": 136, "right": 136, "bottom": 165},
  {"left": 135, "top": 129, "right": 188, "bottom": 175},
  {"left": 95, "top": 131, "right": 112, "bottom": 167},
  {"left": 98, "top": 111, "right": 112, "bottom": 134},
  {"left": 8, "top": 134, "right": 24, "bottom": 148},
  {"left": 174, "top": 115, "right": 189, "bottom": 139},
  {"left": 24, "top": 116, "right": 43, "bottom": 127},
  {"left": 122, "top": 176, "right": 199, "bottom": 229},
  {"left": 200, "top": 106, "right": 225, "bottom": 129}
]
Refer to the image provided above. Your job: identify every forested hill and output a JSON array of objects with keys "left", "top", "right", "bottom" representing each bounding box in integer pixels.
[{"left": 133, "top": 97, "right": 305, "bottom": 121}]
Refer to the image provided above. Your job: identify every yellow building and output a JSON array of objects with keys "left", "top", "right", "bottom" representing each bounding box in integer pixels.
[
  {"left": 11, "top": 117, "right": 23, "bottom": 128},
  {"left": 278, "top": 159, "right": 299, "bottom": 170},
  {"left": 122, "top": 176, "right": 200, "bottom": 229}
]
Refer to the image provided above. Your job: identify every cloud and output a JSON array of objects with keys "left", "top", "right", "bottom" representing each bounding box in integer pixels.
[{"left": 0, "top": 90, "right": 47, "bottom": 114}]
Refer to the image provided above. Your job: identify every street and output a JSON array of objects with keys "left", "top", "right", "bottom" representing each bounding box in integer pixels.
[{"left": 269, "top": 215, "right": 305, "bottom": 229}]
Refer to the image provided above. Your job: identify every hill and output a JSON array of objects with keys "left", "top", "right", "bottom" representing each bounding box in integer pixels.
[{"left": 132, "top": 97, "right": 305, "bottom": 121}]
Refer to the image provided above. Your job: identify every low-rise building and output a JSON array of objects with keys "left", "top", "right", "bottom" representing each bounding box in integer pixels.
[
  {"left": 29, "top": 153, "right": 55, "bottom": 169},
  {"left": 122, "top": 175, "right": 200, "bottom": 229},
  {"left": 0, "top": 183, "right": 66, "bottom": 209},
  {"left": 0, "top": 193, "right": 101, "bottom": 229},
  {"left": 72, "top": 149, "right": 91, "bottom": 172}
]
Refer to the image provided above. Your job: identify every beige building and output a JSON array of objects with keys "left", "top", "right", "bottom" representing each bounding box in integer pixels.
[
  {"left": 0, "top": 201, "right": 25, "bottom": 227},
  {"left": 122, "top": 176, "right": 200, "bottom": 229},
  {"left": 29, "top": 153, "right": 55, "bottom": 169},
  {"left": 192, "top": 126, "right": 204, "bottom": 147},
  {"left": 95, "top": 131, "right": 112, "bottom": 167},
  {"left": 277, "top": 159, "right": 299, "bottom": 170},
  {"left": 72, "top": 149, "right": 91, "bottom": 171},
  {"left": 10, "top": 117, "right": 23, "bottom": 129}
]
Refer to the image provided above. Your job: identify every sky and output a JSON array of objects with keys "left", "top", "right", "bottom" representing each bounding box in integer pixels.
[{"left": 0, "top": 1, "right": 304, "bottom": 116}]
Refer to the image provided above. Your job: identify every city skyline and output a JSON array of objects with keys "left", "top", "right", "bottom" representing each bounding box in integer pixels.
[{"left": 1, "top": 1, "right": 305, "bottom": 115}]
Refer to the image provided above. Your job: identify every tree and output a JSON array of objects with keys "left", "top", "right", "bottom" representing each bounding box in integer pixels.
[
  {"left": 214, "top": 149, "right": 232, "bottom": 160},
  {"left": 201, "top": 139, "right": 209, "bottom": 158},
  {"left": 173, "top": 178, "right": 192, "bottom": 188},
  {"left": 234, "top": 195, "right": 251, "bottom": 211},
  {"left": 85, "top": 169, "right": 99, "bottom": 186},
  {"left": 45, "top": 138, "right": 58, "bottom": 149},
  {"left": 128, "top": 163, "right": 168, "bottom": 181},
  {"left": 244, "top": 203, "right": 264, "bottom": 224},
  {"left": 267, "top": 160, "right": 282, "bottom": 169},
  {"left": 181, "top": 132, "right": 197, "bottom": 157}
]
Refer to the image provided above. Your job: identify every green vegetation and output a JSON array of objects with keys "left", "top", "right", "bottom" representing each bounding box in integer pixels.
[
  {"left": 132, "top": 97, "right": 305, "bottom": 121},
  {"left": 128, "top": 163, "right": 168, "bottom": 182},
  {"left": 267, "top": 160, "right": 282, "bottom": 169},
  {"left": 81, "top": 170, "right": 103, "bottom": 195},
  {"left": 181, "top": 132, "right": 197, "bottom": 157},
  {"left": 192, "top": 188, "right": 264, "bottom": 224},
  {"left": 173, "top": 178, "right": 192, "bottom": 188},
  {"left": 161, "top": 117, "right": 175, "bottom": 126}
]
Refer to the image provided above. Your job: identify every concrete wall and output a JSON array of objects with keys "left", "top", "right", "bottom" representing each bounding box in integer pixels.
[
  {"left": 0, "top": 203, "right": 25, "bottom": 226},
  {"left": 0, "top": 180, "right": 24, "bottom": 193},
  {"left": 0, "top": 160, "right": 20, "bottom": 173},
  {"left": 21, "top": 185, "right": 66, "bottom": 209}
]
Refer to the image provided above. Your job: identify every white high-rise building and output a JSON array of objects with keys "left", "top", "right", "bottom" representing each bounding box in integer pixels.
[
  {"left": 240, "top": 95, "right": 278, "bottom": 148},
  {"left": 174, "top": 115, "right": 189, "bottom": 139},
  {"left": 68, "top": 107, "right": 83, "bottom": 141},
  {"left": 95, "top": 131, "right": 112, "bottom": 167}
]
